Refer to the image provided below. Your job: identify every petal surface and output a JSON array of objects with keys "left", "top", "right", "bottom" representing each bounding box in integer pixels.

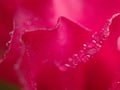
[
  {"left": 84, "top": 13, "right": 120, "bottom": 90},
  {"left": 21, "top": 17, "right": 92, "bottom": 89}
]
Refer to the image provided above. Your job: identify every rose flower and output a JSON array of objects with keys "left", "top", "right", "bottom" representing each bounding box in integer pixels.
[{"left": 0, "top": 0, "right": 120, "bottom": 90}]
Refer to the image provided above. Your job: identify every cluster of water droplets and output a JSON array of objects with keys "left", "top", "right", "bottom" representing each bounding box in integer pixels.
[{"left": 59, "top": 21, "right": 110, "bottom": 71}]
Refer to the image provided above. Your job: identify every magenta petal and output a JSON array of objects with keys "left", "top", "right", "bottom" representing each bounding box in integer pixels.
[
  {"left": 22, "top": 17, "right": 92, "bottom": 68},
  {"left": 0, "top": 0, "right": 16, "bottom": 54},
  {"left": 0, "top": 10, "right": 40, "bottom": 87},
  {"left": 1, "top": 0, "right": 120, "bottom": 90},
  {"left": 15, "top": 0, "right": 57, "bottom": 27},
  {"left": 80, "top": 0, "right": 120, "bottom": 30},
  {"left": 19, "top": 17, "right": 92, "bottom": 89},
  {"left": 16, "top": 0, "right": 120, "bottom": 31},
  {"left": 106, "top": 14, "right": 120, "bottom": 89},
  {"left": 84, "top": 13, "right": 120, "bottom": 90}
]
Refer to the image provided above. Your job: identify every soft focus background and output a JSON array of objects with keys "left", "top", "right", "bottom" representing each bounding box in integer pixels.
[{"left": 0, "top": 81, "right": 20, "bottom": 90}]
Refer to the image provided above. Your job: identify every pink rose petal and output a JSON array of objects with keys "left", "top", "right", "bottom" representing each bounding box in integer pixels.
[
  {"left": 0, "top": 0, "right": 120, "bottom": 90},
  {"left": 19, "top": 16, "right": 92, "bottom": 89}
]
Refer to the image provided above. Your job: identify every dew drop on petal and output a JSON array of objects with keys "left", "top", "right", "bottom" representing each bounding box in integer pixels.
[
  {"left": 98, "top": 40, "right": 103, "bottom": 45},
  {"left": 9, "top": 31, "right": 14, "bottom": 35},
  {"left": 81, "top": 54, "right": 91, "bottom": 62},
  {"left": 92, "top": 32, "right": 100, "bottom": 41},
  {"left": 74, "top": 53, "right": 78, "bottom": 57},
  {"left": 87, "top": 42, "right": 96, "bottom": 49},
  {"left": 92, "top": 40, "right": 97, "bottom": 43},
  {"left": 83, "top": 44, "right": 87, "bottom": 47},
  {"left": 87, "top": 48, "right": 98, "bottom": 55},
  {"left": 64, "top": 63, "right": 71, "bottom": 67},
  {"left": 59, "top": 56, "right": 80, "bottom": 71},
  {"left": 59, "top": 65, "right": 69, "bottom": 71},
  {"left": 6, "top": 40, "right": 11, "bottom": 47},
  {"left": 102, "top": 30, "right": 110, "bottom": 40},
  {"left": 58, "top": 23, "right": 110, "bottom": 71}
]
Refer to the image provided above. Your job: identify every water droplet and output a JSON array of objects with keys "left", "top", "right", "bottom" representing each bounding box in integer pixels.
[
  {"left": 59, "top": 55, "right": 81, "bottom": 71},
  {"left": 87, "top": 42, "right": 96, "bottom": 49},
  {"left": 74, "top": 53, "right": 78, "bottom": 57},
  {"left": 92, "top": 32, "right": 97, "bottom": 38},
  {"left": 81, "top": 54, "right": 91, "bottom": 62},
  {"left": 78, "top": 51, "right": 83, "bottom": 57},
  {"left": 8, "top": 40, "right": 11, "bottom": 44},
  {"left": 78, "top": 50, "right": 84, "bottom": 56},
  {"left": 92, "top": 32, "right": 101, "bottom": 41},
  {"left": 99, "top": 40, "right": 103, "bottom": 45},
  {"left": 93, "top": 30, "right": 109, "bottom": 42},
  {"left": 102, "top": 30, "right": 110, "bottom": 40},
  {"left": 6, "top": 40, "right": 11, "bottom": 47},
  {"left": 117, "top": 81, "right": 120, "bottom": 84},
  {"left": 92, "top": 40, "right": 97, "bottom": 43},
  {"left": 96, "top": 43, "right": 102, "bottom": 48},
  {"left": 87, "top": 48, "right": 98, "bottom": 55},
  {"left": 9, "top": 31, "right": 14, "bottom": 35},
  {"left": 83, "top": 47, "right": 87, "bottom": 50},
  {"left": 59, "top": 65, "right": 68, "bottom": 71},
  {"left": 65, "top": 63, "right": 71, "bottom": 67},
  {"left": 83, "top": 44, "right": 87, "bottom": 47},
  {"left": 71, "top": 55, "right": 79, "bottom": 66}
]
